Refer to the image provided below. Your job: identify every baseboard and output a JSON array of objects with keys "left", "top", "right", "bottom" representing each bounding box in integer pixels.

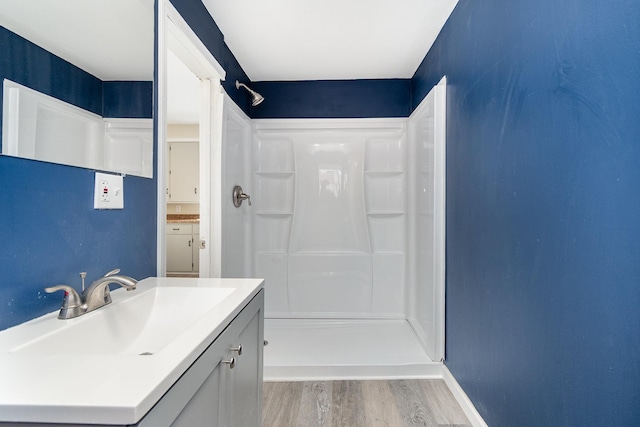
[{"left": 441, "top": 365, "right": 488, "bottom": 427}]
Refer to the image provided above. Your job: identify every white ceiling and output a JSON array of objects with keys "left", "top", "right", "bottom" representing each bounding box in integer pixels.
[
  {"left": 0, "top": 0, "right": 458, "bottom": 123},
  {"left": 0, "top": 0, "right": 154, "bottom": 81},
  {"left": 202, "top": 0, "right": 459, "bottom": 81},
  {"left": 0, "top": 0, "right": 457, "bottom": 83}
]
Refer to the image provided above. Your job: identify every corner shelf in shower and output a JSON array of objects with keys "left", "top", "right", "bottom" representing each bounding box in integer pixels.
[
  {"left": 366, "top": 212, "right": 406, "bottom": 217},
  {"left": 255, "top": 171, "right": 295, "bottom": 177},
  {"left": 364, "top": 171, "right": 405, "bottom": 177},
  {"left": 255, "top": 212, "right": 293, "bottom": 216}
]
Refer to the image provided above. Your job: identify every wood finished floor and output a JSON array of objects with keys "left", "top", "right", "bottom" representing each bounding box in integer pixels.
[{"left": 262, "top": 380, "right": 471, "bottom": 427}]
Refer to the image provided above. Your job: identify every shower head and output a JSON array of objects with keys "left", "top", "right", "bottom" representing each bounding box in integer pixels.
[{"left": 235, "top": 80, "right": 265, "bottom": 107}]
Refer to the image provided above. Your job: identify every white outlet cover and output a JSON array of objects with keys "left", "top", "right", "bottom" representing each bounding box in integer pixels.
[{"left": 94, "top": 172, "right": 124, "bottom": 209}]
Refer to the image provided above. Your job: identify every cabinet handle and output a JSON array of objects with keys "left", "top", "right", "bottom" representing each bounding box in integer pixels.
[
  {"left": 188, "top": 239, "right": 192, "bottom": 247},
  {"left": 194, "top": 187, "right": 198, "bottom": 194},
  {"left": 222, "top": 357, "right": 236, "bottom": 369},
  {"left": 231, "top": 344, "right": 243, "bottom": 356}
]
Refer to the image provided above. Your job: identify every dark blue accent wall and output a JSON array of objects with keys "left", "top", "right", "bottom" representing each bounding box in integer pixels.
[
  {"left": 169, "top": 0, "right": 252, "bottom": 114},
  {"left": 0, "top": 26, "right": 102, "bottom": 115},
  {"left": 0, "top": 27, "right": 156, "bottom": 331},
  {"left": 168, "top": 2, "right": 411, "bottom": 119},
  {"left": 249, "top": 79, "right": 411, "bottom": 119},
  {"left": 413, "top": 0, "right": 640, "bottom": 425},
  {"left": 103, "top": 81, "right": 154, "bottom": 118},
  {"left": 0, "top": 27, "right": 153, "bottom": 122}
]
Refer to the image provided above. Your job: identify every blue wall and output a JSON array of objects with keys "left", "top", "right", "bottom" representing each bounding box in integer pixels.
[
  {"left": 103, "top": 81, "right": 154, "bottom": 118},
  {"left": 250, "top": 79, "right": 411, "bottom": 119},
  {"left": 0, "top": 27, "right": 156, "bottom": 331},
  {"left": 413, "top": 0, "right": 640, "bottom": 425},
  {"left": 169, "top": 0, "right": 253, "bottom": 114},
  {"left": 0, "top": 26, "right": 102, "bottom": 116},
  {"left": 167, "top": 0, "right": 410, "bottom": 119},
  {"left": 0, "top": 27, "right": 153, "bottom": 120}
]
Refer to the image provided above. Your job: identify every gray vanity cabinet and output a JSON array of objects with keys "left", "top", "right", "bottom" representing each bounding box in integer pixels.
[{"left": 136, "top": 290, "right": 264, "bottom": 427}]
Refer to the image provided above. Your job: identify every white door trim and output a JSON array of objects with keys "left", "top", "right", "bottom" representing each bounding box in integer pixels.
[{"left": 157, "top": 0, "right": 225, "bottom": 277}]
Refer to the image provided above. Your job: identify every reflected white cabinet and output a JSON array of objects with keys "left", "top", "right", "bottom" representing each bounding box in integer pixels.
[
  {"left": 166, "top": 223, "right": 199, "bottom": 273},
  {"left": 135, "top": 290, "right": 264, "bottom": 427},
  {"left": 167, "top": 142, "right": 199, "bottom": 203},
  {"left": 192, "top": 224, "right": 200, "bottom": 272}
]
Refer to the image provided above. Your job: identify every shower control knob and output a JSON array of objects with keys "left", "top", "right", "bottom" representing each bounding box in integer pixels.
[{"left": 232, "top": 185, "right": 252, "bottom": 208}]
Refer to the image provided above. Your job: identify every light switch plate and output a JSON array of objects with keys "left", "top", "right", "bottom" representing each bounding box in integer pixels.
[{"left": 94, "top": 172, "right": 124, "bottom": 209}]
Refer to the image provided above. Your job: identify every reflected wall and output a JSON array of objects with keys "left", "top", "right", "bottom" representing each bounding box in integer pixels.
[{"left": 0, "top": 25, "right": 155, "bottom": 331}]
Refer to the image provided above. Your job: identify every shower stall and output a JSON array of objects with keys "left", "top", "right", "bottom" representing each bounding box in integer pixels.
[{"left": 222, "top": 80, "right": 446, "bottom": 380}]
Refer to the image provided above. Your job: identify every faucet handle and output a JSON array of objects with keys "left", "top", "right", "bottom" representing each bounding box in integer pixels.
[
  {"left": 103, "top": 268, "right": 121, "bottom": 277},
  {"left": 44, "top": 285, "right": 84, "bottom": 319}
]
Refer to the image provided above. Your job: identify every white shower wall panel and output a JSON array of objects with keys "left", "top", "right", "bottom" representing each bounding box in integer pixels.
[
  {"left": 370, "top": 253, "right": 405, "bottom": 314},
  {"left": 366, "top": 214, "right": 405, "bottom": 252},
  {"left": 254, "top": 214, "right": 292, "bottom": 253},
  {"left": 288, "top": 254, "right": 372, "bottom": 314},
  {"left": 255, "top": 253, "right": 289, "bottom": 313},
  {"left": 290, "top": 138, "right": 369, "bottom": 253},
  {"left": 221, "top": 98, "right": 253, "bottom": 278},
  {"left": 253, "top": 120, "right": 407, "bottom": 318},
  {"left": 254, "top": 174, "right": 294, "bottom": 212}
]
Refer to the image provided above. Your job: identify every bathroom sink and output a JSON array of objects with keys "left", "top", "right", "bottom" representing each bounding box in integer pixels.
[
  {"left": 11, "top": 286, "right": 235, "bottom": 356},
  {"left": 0, "top": 277, "right": 264, "bottom": 425}
]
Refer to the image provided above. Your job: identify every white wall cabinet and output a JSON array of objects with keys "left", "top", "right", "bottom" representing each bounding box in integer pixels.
[
  {"left": 136, "top": 290, "right": 264, "bottom": 427},
  {"left": 167, "top": 141, "right": 199, "bottom": 203},
  {"left": 166, "top": 223, "right": 199, "bottom": 273}
]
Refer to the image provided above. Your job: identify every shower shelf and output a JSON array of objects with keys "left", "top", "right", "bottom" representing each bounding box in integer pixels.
[
  {"left": 364, "top": 171, "right": 405, "bottom": 176},
  {"left": 366, "top": 212, "right": 405, "bottom": 216},
  {"left": 255, "top": 171, "right": 295, "bottom": 176},
  {"left": 255, "top": 212, "right": 293, "bottom": 216}
]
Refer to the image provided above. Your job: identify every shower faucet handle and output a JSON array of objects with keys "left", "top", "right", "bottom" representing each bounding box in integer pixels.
[{"left": 232, "top": 185, "right": 252, "bottom": 207}]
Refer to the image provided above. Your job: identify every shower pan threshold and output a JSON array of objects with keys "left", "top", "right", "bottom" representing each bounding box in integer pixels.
[{"left": 263, "top": 318, "right": 442, "bottom": 381}]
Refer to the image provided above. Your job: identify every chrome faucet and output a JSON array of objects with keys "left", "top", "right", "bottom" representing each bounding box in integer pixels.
[{"left": 45, "top": 269, "right": 137, "bottom": 319}]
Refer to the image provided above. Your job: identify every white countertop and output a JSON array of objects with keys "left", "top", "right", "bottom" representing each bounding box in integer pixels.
[{"left": 0, "top": 277, "right": 263, "bottom": 425}]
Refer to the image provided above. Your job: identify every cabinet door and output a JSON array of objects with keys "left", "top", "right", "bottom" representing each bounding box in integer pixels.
[
  {"left": 166, "top": 234, "right": 194, "bottom": 272},
  {"left": 192, "top": 224, "right": 200, "bottom": 273},
  {"left": 228, "top": 305, "right": 264, "bottom": 427},
  {"left": 135, "top": 327, "right": 230, "bottom": 427},
  {"left": 135, "top": 290, "right": 264, "bottom": 427},
  {"left": 168, "top": 142, "right": 199, "bottom": 203}
]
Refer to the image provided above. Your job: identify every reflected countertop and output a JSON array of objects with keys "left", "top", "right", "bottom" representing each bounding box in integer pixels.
[{"left": 166, "top": 214, "right": 199, "bottom": 224}]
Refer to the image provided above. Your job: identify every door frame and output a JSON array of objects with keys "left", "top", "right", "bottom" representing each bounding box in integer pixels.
[{"left": 157, "top": 0, "right": 226, "bottom": 277}]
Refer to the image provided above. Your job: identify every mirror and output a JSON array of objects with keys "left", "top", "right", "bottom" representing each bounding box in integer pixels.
[{"left": 0, "top": 0, "right": 155, "bottom": 177}]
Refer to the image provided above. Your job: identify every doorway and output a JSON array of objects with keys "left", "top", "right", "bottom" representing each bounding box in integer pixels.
[
  {"left": 165, "top": 49, "right": 201, "bottom": 277},
  {"left": 157, "top": 1, "right": 226, "bottom": 278}
]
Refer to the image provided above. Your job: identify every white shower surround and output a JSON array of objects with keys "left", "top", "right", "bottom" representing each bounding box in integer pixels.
[
  {"left": 253, "top": 120, "right": 408, "bottom": 319},
  {"left": 220, "top": 81, "right": 446, "bottom": 379}
]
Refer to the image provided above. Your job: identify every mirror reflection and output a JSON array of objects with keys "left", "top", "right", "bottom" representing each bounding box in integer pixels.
[{"left": 0, "top": 0, "right": 154, "bottom": 176}]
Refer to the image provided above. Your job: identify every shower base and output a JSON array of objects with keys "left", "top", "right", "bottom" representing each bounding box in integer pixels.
[{"left": 263, "top": 318, "right": 442, "bottom": 381}]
